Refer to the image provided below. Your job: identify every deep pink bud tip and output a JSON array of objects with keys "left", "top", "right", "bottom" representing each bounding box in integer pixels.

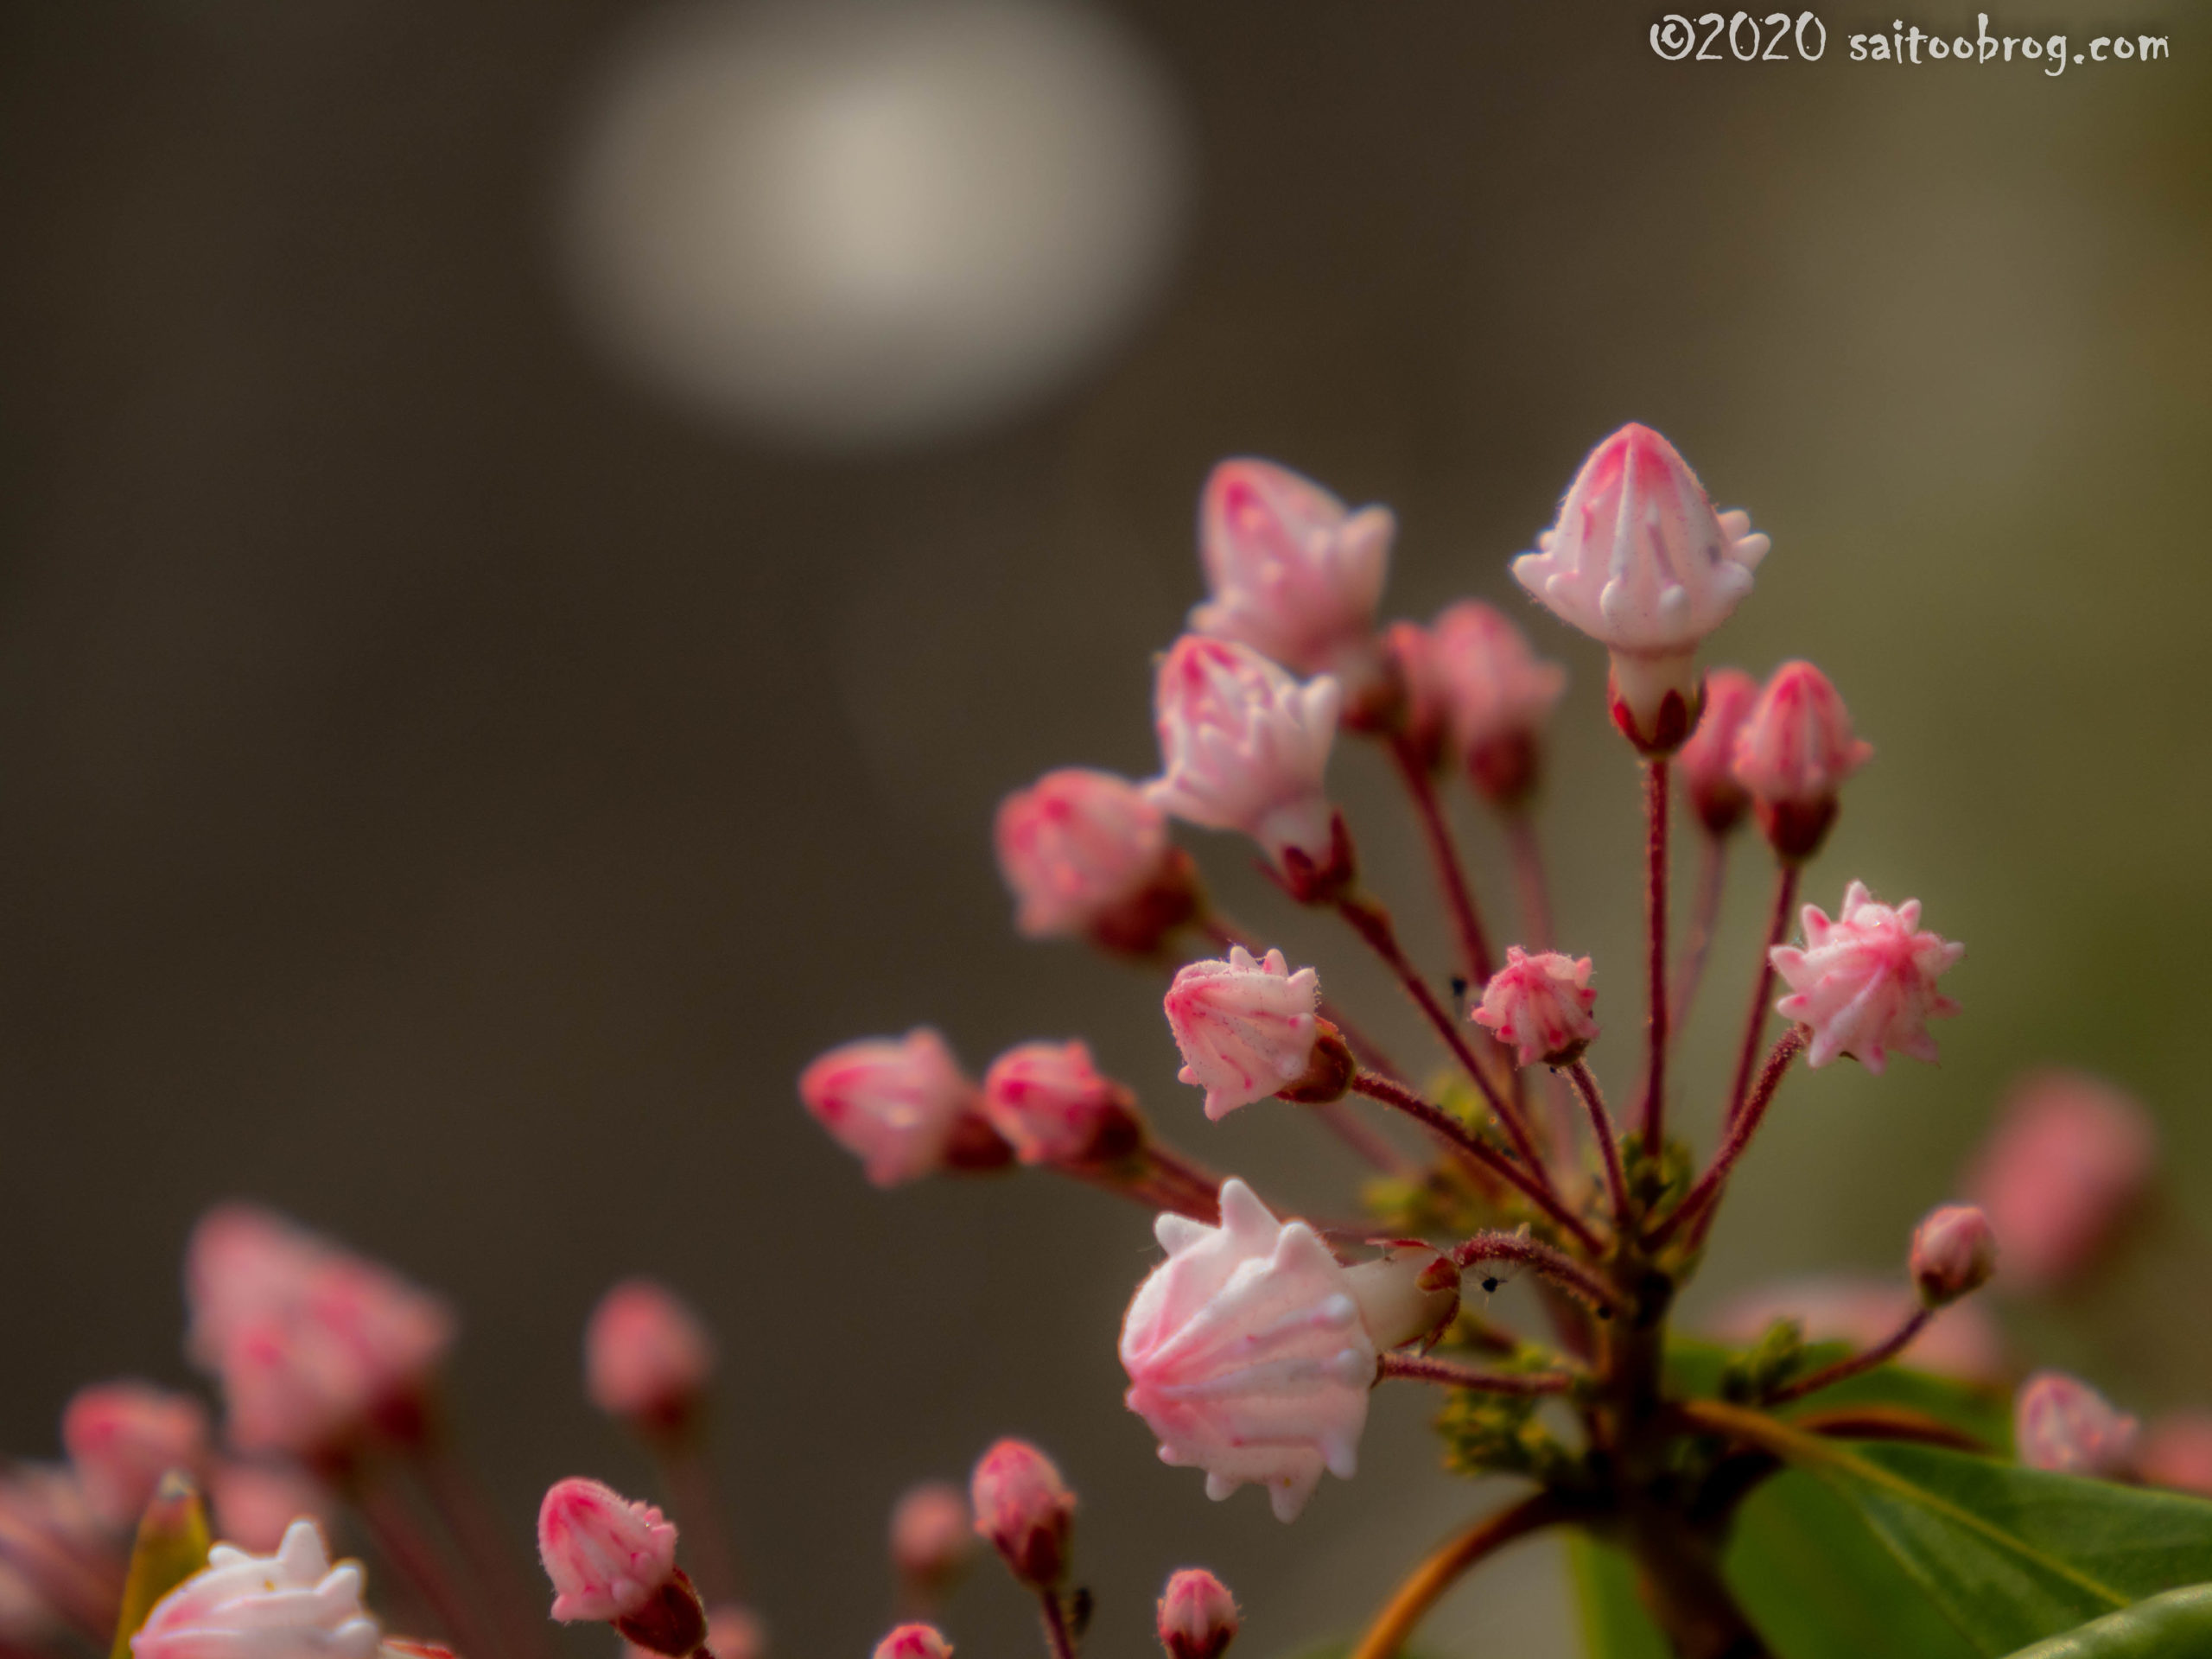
[
  {"left": 585, "top": 1280, "right": 715, "bottom": 1429},
  {"left": 537, "top": 1477, "right": 679, "bottom": 1624},
  {"left": 1157, "top": 1568, "right": 1240, "bottom": 1659},
  {"left": 873, "top": 1626, "right": 953, "bottom": 1659},
  {"left": 969, "top": 1439, "right": 1074, "bottom": 1589}
]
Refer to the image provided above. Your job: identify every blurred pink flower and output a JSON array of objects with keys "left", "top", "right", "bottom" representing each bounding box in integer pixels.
[
  {"left": 994, "top": 769, "right": 1179, "bottom": 944},
  {"left": 1157, "top": 1568, "right": 1239, "bottom": 1659},
  {"left": 1770, "top": 881, "right": 1963, "bottom": 1072},
  {"left": 1707, "top": 1274, "right": 2005, "bottom": 1383},
  {"left": 872, "top": 1625, "right": 952, "bottom": 1659},
  {"left": 1472, "top": 947, "right": 1599, "bottom": 1069},
  {"left": 585, "top": 1281, "right": 715, "bottom": 1429},
  {"left": 537, "top": 1477, "right": 678, "bottom": 1624},
  {"left": 1427, "top": 602, "right": 1566, "bottom": 805},
  {"left": 208, "top": 1462, "right": 329, "bottom": 1554},
  {"left": 131, "top": 1520, "right": 379, "bottom": 1659},
  {"left": 1676, "top": 666, "right": 1758, "bottom": 836},
  {"left": 1164, "top": 947, "right": 1322, "bottom": 1120},
  {"left": 2015, "top": 1372, "right": 2139, "bottom": 1478},
  {"left": 981, "top": 1040, "right": 1143, "bottom": 1167},
  {"left": 2139, "top": 1413, "right": 2212, "bottom": 1497},
  {"left": 62, "top": 1382, "right": 212, "bottom": 1530},
  {"left": 798, "top": 1028, "right": 982, "bottom": 1188},
  {"left": 969, "top": 1440, "right": 1073, "bottom": 1590},
  {"left": 887, "top": 1481, "right": 973, "bottom": 1595},
  {"left": 1962, "top": 1070, "right": 2155, "bottom": 1294}
]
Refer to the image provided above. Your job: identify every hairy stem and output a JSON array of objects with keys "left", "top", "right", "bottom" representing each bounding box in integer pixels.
[
  {"left": 1767, "top": 1308, "right": 1934, "bottom": 1405},
  {"left": 1725, "top": 863, "right": 1799, "bottom": 1127},
  {"left": 1566, "top": 1060, "right": 1633, "bottom": 1230},
  {"left": 1647, "top": 1028, "right": 1808, "bottom": 1249},
  {"left": 1450, "top": 1228, "right": 1627, "bottom": 1316},
  {"left": 1641, "top": 759, "right": 1672, "bottom": 1145},
  {"left": 1350, "top": 1073, "right": 1602, "bottom": 1255},
  {"left": 1387, "top": 733, "right": 1496, "bottom": 986},
  {"left": 1377, "top": 1352, "right": 1577, "bottom": 1393},
  {"left": 1348, "top": 1491, "right": 1575, "bottom": 1659}
]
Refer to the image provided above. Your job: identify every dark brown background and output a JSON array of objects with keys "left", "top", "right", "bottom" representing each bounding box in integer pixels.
[{"left": 2, "top": 3, "right": 2208, "bottom": 1656}]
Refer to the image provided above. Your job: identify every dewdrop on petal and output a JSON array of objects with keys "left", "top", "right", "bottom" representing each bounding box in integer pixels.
[
  {"left": 62, "top": 1382, "right": 211, "bottom": 1530},
  {"left": 2015, "top": 1372, "right": 2140, "bottom": 1478},
  {"left": 969, "top": 1440, "right": 1075, "bottom": 1590},
  {"left": 1770, "top": 882, "right": 1963, "bottom": 1072},
  {"left": 1146, "top": 635, "right": 1344, "bottom": 880},
  {"left": 1676, "top": 667, "right": 1758, "bottom": 836},
  {"left": 799, "top": 1028, "right": 1004, "bottom": 1188},
  {"left": 994, "top": 768, "right": 1194, "bottom": 953},
  {"left": 1472, "top": 947, "right": 1599, "bottom": 1069},
  {"left": 1191, "top": 459, "right": 1394, "bottom": 707},
  {"left": 1156, "top": 1568, "right": 1239, "bottom": 1659},
  {"left": 1732, "top": 661, "right": 1873, "bottom": 861},
  {"left": 585, "top": 1280, "right": 715, "bottom": 1433},
  {"left": 1164, "top": 948, "right": 1329, "bottom": 1120},
  {"left": 1120, "top": 1180, "right": 1446, "bottom": 1522},
  {"left": 130, "top": 1519, "right": 380, "bottom": 1659},
  {"left": 1512, "top": 424, "right": 1768, "bottom": 751},
  {"left": 1909, "top": 1205, "right": 1998, "bottom": 1308}
]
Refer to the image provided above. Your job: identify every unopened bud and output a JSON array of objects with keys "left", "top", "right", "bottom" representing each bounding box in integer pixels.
[
  {"left": 888, "top": 1481, "right": 974, "bottom": 1601},
  {"left": 537, "top": 1477, "right": 682, "bottom": 1630},
  {"left": 1156, "top": 1569, "right": 1239, "bottom": 1659},
  {"left": 873, "top": 1625, "right": 952, "bottom": 1659},
  {"left": 1165, "top": 947, "right": 1325, "bottom": 1120},
  {"left": 969, "top": 1440, "right": 1073, "bottom": 1590},
  {"left": 1471, "top": 947, "right": 1599, "bottom": 1069},
  {"left": 1676, "top": 667, "right": 1758, "bottom": 836},
  {"left": 1732, "top": 661, "right": 1872, "bottom": 861},
  {"left": 2015, "top": 1371, "right": 2139, "bottom": 1479},
  {"left": 585, "top": 1281, "right": 715, "bottom": 1434},
  {"left": 981, "top": 1043, "right": 1146, "bottom": 1169},
  {"left": 1910, "top": 1205, "right": 1998, "bottom": 1308}
]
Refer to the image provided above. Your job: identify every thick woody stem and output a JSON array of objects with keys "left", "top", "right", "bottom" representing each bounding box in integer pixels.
[
  {"left": 1766, "top": 1308, "right": 1934, "bottom": 1405},
  {"left": 1347, "top": 1491, "right": 1576, "bottom": 1659},
  {"left": 1672, "top": 833, "right": 1731, "bottom": 1029},
  {"left": 1387, "top": 733, "right": 1496, "bottom": 986},
  {"left": 1351, "top": 1073, "right": 1603, "bottom": 1255},
  {"left": 1641, "top": 759, "right": 1672, "bottom": 1145},
  {"left": 1449, "top": 1227, "right": 1627, "bottom": 1316},
  {"left": 1376, "top": 1353, "right": 1578, "bottom": 1394},
  {"left": 1647, "top": 1027, "right": 1807, "bottom": 1249},
  {"left": 1333, "top": 891, "right": 1548, "bottom": 1173},
  {"left": 1725, "top": 863, "right": 1800, "bottom": 1127},
  {"left": 1504, "top": 810, "right": 1555, "bottom": 950},
  {"left": 1565, "top": 1061, "right": 1634, "bottom": 1231}
]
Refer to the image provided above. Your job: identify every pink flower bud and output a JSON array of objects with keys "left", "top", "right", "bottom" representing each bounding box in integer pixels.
[
  {"left": 1146, "top": 636, "right": 1342, "bottom": 872},
  {"left": 1732, "top": 661, "right": 1873, "bottom": 861},
  {"left": 1675, "top": 666, "right": 1758, "bottom": 836},
  {"left": 799, "top": 1029, "right": 988, "bottom": 1188},
  {"left": 708, "top": 1605, "right": 766, "bottom": 1659},
  {"left": 1120, "top": 1180, "right": 1383, "bottom": 1523},
  {"left": 1163, "top": 947, "right": 1322, "bottom": 1121},
  {"left": 1511, "top": 424, "right": 1768, "bottom": 745},
  {"left": 980, "top": 1041, "right": 1145, "bottom": 1167},
  {"left": 1471, "top": 947, "right": 1599, "bottom": 1069},
  {"left": 873, "top": 1625, "right": 953, "bottom": 1659},
  {"left": 585, "top": 1281, "right": 715, "bottom": 1431},
  {"left": 1909, "top": 1205, "right": 1998, "bottom": 1308},
  {"left": 2015, "top": 1372, "right": 2139, "bottom": 1478},
  {"left": 2139, "top": 1413, "right": 2212, "bottom": 1497},
  {"left": 185, "top": 1205, "right": 454, "bottom": 1460},
  {"left": 1381, "top": 621, "right": 1452, "bottom": 769},
  {"left": 1769, "top": 882, "right": 1963, "bottom": 1073},
  {"left": 1427, "top": 603, "right": 1567, "bottom": 806},
  {"left": 1962, "top": 1071, "right": 2155, "bottom": 1294},
  {"left": 537, "top": 1478, "right": 679, "bottom": 1624},
  {"left": 969, "top": 1440, "right": 1074, "bottom": 1589},
  {"left": 1191, "top": 459, "right": 1394, "bottom": 697},
  {"left": 61, "top": 1382, "right": 212, "bottom": 1530},
  {"left": 1707, "top": 1275, "right": 2005, "bottom": 1384},
  {"left": 209, "top": 1462, "right": 330, "bottom": 1553},
  {"left": 888, "top": 1481, "right": 974, "bottom": 1596},
  {"left": 1156, "top": 1569, "right": 1239, "bottom": 1659},
  {"left": 994, "top": 769, "right": 1192, "bottom": 950},
  {"left": 131, "top": 1520, "right": 380, "bottom": 1659}
]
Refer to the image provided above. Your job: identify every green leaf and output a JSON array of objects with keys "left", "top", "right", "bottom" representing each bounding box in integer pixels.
[
  {"left": 1996, "top": 1585, "right": 2212, "bottom": 1656},
  {"left": 1664, "top": 1337, "right": 2011, "bottom": 1450},
  {"left": 1566, "top": 1532, "right": 1669, "bottom": 1659}
]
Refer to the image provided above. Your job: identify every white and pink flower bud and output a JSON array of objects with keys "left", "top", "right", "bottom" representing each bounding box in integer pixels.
[
  {"left": 2139, "top": 1414, "right": 2212, "bottom": 1497},
  {"left": 799, "top": 1029, "right": 1007, "bottom": 1188},
  {"left": 185, "top": 1205, "right": 454, "bottom": 1461},
  {"left": 1121, "top": 1180, "right": 1438, "bottom": 1523},
  {"left": 1471, "top": 947, "right": 1599, "bottom": 1069},
  {"left": 1145, "top": 636, "right": 1343, "bottom": 879},
  {"left": 969, "top": 1440, "right": 1074, "bottom": 1590},
  {"left": 62, "top": 1382, "right": 212, "bottom": 1531},
  {"left": 2015, "top": 1372, "right": 2140, "bottom": 1479},
  {"left": 1511, "top": 424, "right": 1769, "bottom": 751},
  {"left": 537, "top": 1478, "right": 680, "bottom": 1625},
  {"left": 993, "top": 769, "right": 1195, "bottom": 953},
  {"left": 130, "top": 1519, "right": 380, "bottom": 1659},
  {"left": 1156, "top": 1568, "right": 1239, "bottom": 1659},
  {"left": 981, "top": 1040, "right": 1145, "bottom": 1168},
  {"left": 1191, "top": 459, "right": 1394, "bottom": 707},
  {"left": 585, "top": 1280, "right": 715, "bottom": 1433},
  {"left": 873, "top": 1625, "right": 953, "bottom": 1659},
  {"left": 1963, "top": 1071, "right": 2155, "bottom": 1294},
  {"left": 1428, "top": 602, "right": 1567, "bottom": 807},
  {"left": 1770, "top": 882, "right": 1963, "bottom": 1073},
  {"left": 1732, "top": 661, "right": 1874, "bottom": 861},
  {"left": 1909, "top": 1205, "right": 1999, "bottom": 1309},
  {"left": 887, "top": 1481, "right": 974, "bottom": 1599},
  {"left": 209, "top": 1462, "right": 330, "bottom": 1553},
  {"left": 1163, "top": 947, "right": 1328, "bottom": 1120},
  {"left": 1676, "top": 666, "right": 1758, "bottom": 836}
]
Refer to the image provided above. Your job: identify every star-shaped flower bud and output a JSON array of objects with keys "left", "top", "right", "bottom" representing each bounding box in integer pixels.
[
  {"left": 1770, "top": 882, "right": 1963, "bottom": 1072},
  {"left": 1471, "top": 946, "right": 1599, "bottom": 1068},
  {"left": 1163, "top": 948, "right": 1332, "bottom": 1120},
  {"left": 1732, "top": 661, "right": 1874, "bottom": 861},
  {"left": 130, "top": 1520, "right": 380, "bottom": 1659},
  {"left": 1511, "top": 424, "right": 1769, "bottom": 752},
  {"left": 994, "top": 769, "right": 1195, "bottom": 953},
  {"left": 537, "top": 1478, "right": 685, "bottom": 1633},
  {"left": 2015, "top": 1372, "right": 2139, "bottom": 1478}
]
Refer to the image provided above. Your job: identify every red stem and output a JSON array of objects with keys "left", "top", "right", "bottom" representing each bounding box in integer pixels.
[
  {"left": 1039, "top": 1588, "right": 1079, "bottom": 1659},
  {"left": 1447, "top": 1226, "right": 1627, "bottom": 1315},
  {"left": 1648, "top": 1027, "right": 1807, "bottom": 1249},
  {"left": 1767, "top": 1307, "right": 1935, "bottom": 1404},
  {"left": 1726, "top": 862, "right": 1800, "bottom": 1128},
  {"left": 1504, "top": 810, "right": 1555, "bottom": 950},
  {"left": 1640, "top": 759, "right": 1672, "bottom": 1145},
  {"left": 1565, "top": 1060, "right": 1633, "bottom": 1230},
  {"left": 1349, "top": 1072, "right": 1602, "bottom": 1255},
  {"left": 1376, "top": 1353, "right": 1577, "bottom": 1393},
  {"left": 1671, "top": 833, "right": 1731, "bottom": 1029},
  {"left": 351, "top": 1471, "right": 505, "bottom": 1659},
  {"left": 1386, "top": 734, "right": 1495, "bottom": 986}
]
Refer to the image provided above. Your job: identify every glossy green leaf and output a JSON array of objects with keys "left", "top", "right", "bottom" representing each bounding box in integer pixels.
[
  {"left": 1996, "top": 1584, "right": 2212, "bottom": 1656},
  {"left": 1566, "top": 1532, "right": 1670, "bottom": 1659}
]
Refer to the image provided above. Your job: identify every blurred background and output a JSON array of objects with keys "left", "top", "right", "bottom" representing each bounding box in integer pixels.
[{"left": 1, "top": 1, "right": 2208, "bottom": 1655}]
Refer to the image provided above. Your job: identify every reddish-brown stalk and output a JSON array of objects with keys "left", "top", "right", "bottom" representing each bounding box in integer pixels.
[
  {"left": 1640, "top": 759, "right": 1673, "bottom": 1144},
  {"left": 1385, "top": 732, "right": 1497, "bottom": 987},
  {"left": 1376, "top": 1353, "right": 1578, "bottom": 1394},
  {"left": 1725, "top": 863, "right": 1800, "bottom": 1127},
  {"left": 1564, "top": 1060, "right": 1633, "bottom": 1230},
  {"left": 1347, "top": 1491, "right": 1579, "bottom": 1659},
  {"left": 1765, "top": 1307, "right": 1934, "bottom": 1405},
  {"left": 1647, "top": 1027, "right": 1808, "bottom": 1249}
]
